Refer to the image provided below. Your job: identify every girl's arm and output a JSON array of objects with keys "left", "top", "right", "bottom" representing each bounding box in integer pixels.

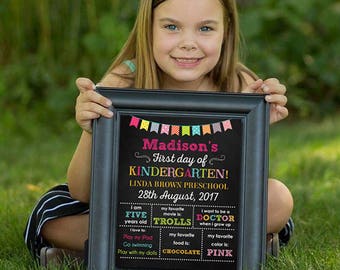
[
  {"left": 68, "top": 65, "right": 134, "bottom": 202},
  {"left": 67, "top": 129, "right": 94, "bottom": 202}
]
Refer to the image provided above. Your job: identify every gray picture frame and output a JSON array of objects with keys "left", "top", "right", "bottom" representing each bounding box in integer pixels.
[{"left": 88, "top": 87, "right": 269, "bottom": 270}]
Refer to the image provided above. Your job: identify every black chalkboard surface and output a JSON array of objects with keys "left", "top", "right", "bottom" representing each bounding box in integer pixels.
[{"left": 89, "top": 88, "right": 269, "bottom": 270}]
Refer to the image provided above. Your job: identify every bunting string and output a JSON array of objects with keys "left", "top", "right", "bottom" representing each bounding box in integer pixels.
[{"left": 129, "top": 116, "right": 232, "bottom": 136}]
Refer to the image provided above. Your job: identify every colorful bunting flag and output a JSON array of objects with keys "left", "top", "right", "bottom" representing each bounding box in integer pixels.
[
  {"left": 202, "top": 124, "right": 211, "bottom": 135},
  {"left": 129, "top": 116, "right": 232, "bottom": 136},
  {"left": 182, "top": 126, "right": 190, "bottom": 136},
  {"left": 160, "top": 124, "right": 170, "bottom": 135},
  {"left": 140, "top": 120, "right": 150, "bottom": 131},
  {"left": 129, "top": 116, "right": 140, "bottom": 128},
  {"left": 150, "top": 122, "right": 160, "bottom": 133},
  {"left": 222, "top": 120, "right": 232, "bottom": 131},
  {"left": 192, "top": 125, "right": 201, "bottom": 136},
  {"left": 171, "top": 125, "right": 180, "bottom": 135},
  {"left": 212, "top": 122, "right": 222, "bottom": 133}
]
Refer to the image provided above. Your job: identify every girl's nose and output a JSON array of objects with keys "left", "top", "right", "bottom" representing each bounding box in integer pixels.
[
  {"left": 180, "top": 42, "right": 197, "bottom": 51},
  {"left": 179, "top": 32, "right": 197, "bottom": 51}
]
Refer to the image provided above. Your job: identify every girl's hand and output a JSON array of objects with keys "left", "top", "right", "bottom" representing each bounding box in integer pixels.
[
  {"left": 242, "top": 78, "right": 288, "bottom": 124},
  {"left": 75, "top": 77, "right": 113, "bottom": 133}
]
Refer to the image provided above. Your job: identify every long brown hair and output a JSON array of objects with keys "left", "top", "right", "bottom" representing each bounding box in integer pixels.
[{"left": 104, "top": 0, "right": 256, "bottom": 92}]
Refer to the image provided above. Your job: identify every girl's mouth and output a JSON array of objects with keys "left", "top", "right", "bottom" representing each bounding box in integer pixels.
[{"left": 171, "top": 57, "right": 203, "bottom": 67}]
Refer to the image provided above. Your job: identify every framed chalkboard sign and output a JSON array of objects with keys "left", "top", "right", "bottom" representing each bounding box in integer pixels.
[{"left": 89, "top": 87, "right": 269, "bottom": 270}]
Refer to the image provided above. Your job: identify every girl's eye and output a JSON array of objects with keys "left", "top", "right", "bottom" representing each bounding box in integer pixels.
[
  {"left": 165, "top": 24, "right": 178, "bottom": 31},
  {"left": 200, "top": 26, "right": 213, "bottom": 32}
]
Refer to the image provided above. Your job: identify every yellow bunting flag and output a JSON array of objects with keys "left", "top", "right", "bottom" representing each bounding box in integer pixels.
[{"left": 140, "top": 120, "right": 150, "bottom": 131}]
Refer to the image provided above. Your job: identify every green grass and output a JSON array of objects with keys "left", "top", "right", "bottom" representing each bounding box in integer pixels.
[
  {"left": 266, "top": 115, "right": 340, "bottom": 269},
  {"left": 1, "top": 115, "right": 339, "bottom": 269}
]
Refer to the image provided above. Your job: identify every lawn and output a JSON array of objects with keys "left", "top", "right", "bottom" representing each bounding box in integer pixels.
[{"left": 0, "top": 114, "right": 339, "bottom": 269}]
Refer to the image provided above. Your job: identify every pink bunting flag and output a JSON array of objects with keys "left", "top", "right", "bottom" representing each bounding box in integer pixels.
[
  {"left": 160, "top": 124, "right": 170, "bottom": 134},
  {"left": 129, "top": 116, "right": 140, "bottom": 128},
  {"left": 222, "top": 120, "right": 232, "bottom": 131}
]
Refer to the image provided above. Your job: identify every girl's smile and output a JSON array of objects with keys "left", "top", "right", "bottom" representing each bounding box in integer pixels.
[
  {"left": 171, "top": 57, "right": 204, "bottom": 68},
  {"left": 152, "top": 0, "right": 225, "bottom": 90}
]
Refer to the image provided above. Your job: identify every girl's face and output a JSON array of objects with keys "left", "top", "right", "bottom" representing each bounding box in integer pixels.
[{"left": 152, "top": 0, "right": 225, "bottom": 90}]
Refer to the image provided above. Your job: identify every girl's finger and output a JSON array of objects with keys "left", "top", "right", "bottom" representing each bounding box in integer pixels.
[
  {"left": 78, "top": 90, "right": 112, "bottom": 107},
  {"left": 76, "top": 77, "right": 96, "bottom": 93},
  {"left": 242, "top": 79, "right": 263, "bottom": 93},
  {"left": 262, "top": 81, "right": 287, "bottom": 95},
  {"left": 77, "top": 101, "right": 113, "bottom": 118},
  {"left": 265, "top": 94, "right": 288, "bottom": 106}
]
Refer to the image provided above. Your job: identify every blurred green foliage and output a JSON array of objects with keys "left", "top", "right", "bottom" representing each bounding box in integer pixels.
[
  {"left": 239, "top": 0, "right": 340, "bottom": 117},
  {"left": 0, "top": 0, "right": 339, "bottom": 131},
  {"left": 0, "top": 0, "right": 137, "bottom": 130}
]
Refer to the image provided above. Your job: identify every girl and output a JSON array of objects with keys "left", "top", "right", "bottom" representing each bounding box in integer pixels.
[{"left": 24, "top": 0, "right": 294, "bottom": 266}]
